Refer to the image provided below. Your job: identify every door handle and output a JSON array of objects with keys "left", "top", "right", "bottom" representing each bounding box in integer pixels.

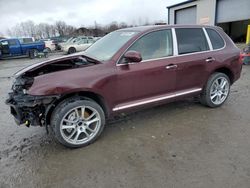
[
  {"left": 206, "top": 57, "right": 215, "bottom": 63},
  {"left": 166, "top": 64, "right": 178, "bottom": 70}
]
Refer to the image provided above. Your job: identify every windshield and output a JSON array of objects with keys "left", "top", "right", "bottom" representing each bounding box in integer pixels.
[
  {"left": 84, "top": 31, "right": 139, "bottom": 61},
  {"left": 66, "top": 37, "right": 74, "bottom": 43}
]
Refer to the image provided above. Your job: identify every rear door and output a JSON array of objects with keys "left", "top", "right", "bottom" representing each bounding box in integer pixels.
[
  {"left": 174, "top": 28, "right": 211, "bottom": 91},
  {"left": 114, "top": 29, "right": 176, "bottom": 109}
]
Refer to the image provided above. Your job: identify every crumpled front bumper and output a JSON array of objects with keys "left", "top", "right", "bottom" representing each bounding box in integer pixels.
[{"left": 5, "top": 92, "right": 59, "bottom": 126}]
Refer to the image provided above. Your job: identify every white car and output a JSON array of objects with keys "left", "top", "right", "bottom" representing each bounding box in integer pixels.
[
  {"left": 41, "top": 39, "right": 56, "bottom": 52},
  {"left": 62, "top": 37, "right": 95, "bottom": 54}
]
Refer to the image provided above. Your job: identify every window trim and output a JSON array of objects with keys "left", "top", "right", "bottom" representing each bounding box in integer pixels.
[
  {"left": 116, "top": 27, "right": 226, "bottom": 66},
  {"left": 117, "top": 28, "right": 174, "bottom": 65},
  {"left": 172, "top": 28, "right": 178, "bottom": 55},
  {"left": 129, "top": 29, "right": 174, "bottom": 61},
  {"left": 203, "top": 28, "right": 213, "bottom": 50},
  {"left": 205, "top": 28, "right": 226, "bottom": 51},
  {"left": 175, "top": 27, "right": 210, "bottom": 55}
]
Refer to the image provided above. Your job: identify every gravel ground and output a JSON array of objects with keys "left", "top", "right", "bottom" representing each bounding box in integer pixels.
[{"left": 0, "top": 53, "right": 250, "bottom": 188}]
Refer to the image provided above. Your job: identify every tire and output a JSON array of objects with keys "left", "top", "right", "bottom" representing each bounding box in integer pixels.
[
  {"left": 200, "top": 72, "right": 231, "bottom": 108},
  {"left": 29, "top": 49, "right": 38, "bottom": 59},
  {"left": 50, "top": 98, "right": 105, "bottom": 148},
  {"left": 68, "top": 47, "right": 76, "bottom": 54}
]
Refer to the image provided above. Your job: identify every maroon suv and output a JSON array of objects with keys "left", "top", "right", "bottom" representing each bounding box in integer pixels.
[{"left": 6, "top": 25, "right": 242, "bottom": 148}]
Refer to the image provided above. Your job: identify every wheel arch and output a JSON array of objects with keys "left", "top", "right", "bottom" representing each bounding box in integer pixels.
[
  {"left": 45, "top": 91, "right": 109, "bottom": 125},
  {"left": 45, "top": 47, "right": 51, "bottom": 52},
  {"left": 211, "top": 67, "right": 234, "bottom": 84}
]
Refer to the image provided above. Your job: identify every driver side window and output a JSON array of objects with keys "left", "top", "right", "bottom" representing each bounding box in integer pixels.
[{"left": 128, "top": 29, "right": 173, "bottom": 61}]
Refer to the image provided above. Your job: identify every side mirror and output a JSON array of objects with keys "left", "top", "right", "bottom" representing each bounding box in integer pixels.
[{"left": 124, "top": 51, "right": 142, "bottom": 63}]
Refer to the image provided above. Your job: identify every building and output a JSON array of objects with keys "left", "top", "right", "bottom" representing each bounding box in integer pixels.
[{"left": 167, "top": 0, "right": 250, "bottom": 42}]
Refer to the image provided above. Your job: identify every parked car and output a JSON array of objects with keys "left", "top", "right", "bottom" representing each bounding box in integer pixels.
[
  {"left": 0, "top": 38, "right": 45, "bottom": 59},
  {"left": 41, "top": 39, "right": 56, "bottom": 52},
  {"left": 49, "top": 37, "right": 70, "bottom": 51},
  {"left": 57, "top": 37, "right": 80, "bottom": 51},
  {"left": 61, "top": 37, "right": 95, "bottom": 54},
  {"left": 6, "top": 25, "right": 242, "bottom": 148}
]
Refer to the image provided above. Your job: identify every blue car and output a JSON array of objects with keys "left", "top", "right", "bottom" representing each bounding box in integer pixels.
[{"left": 0, "top": 38, "right": 45, "bottom": 59}]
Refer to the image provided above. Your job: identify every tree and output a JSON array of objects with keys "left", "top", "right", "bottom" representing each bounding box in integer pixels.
[
  {"left": 64, "top": 25, "right": 76, "bottom": 36},
  {"left": 55, "top": 21, "right": 67, "bottom": 36},
  {"left": 44, "top": 24, "right": 51, "bottom": 38},
  {"left": 19, "top": 20, "right": 36, "bottom": 37},
  {"left": 107, "top": 21, "right": 119, "bottom": 33},
  {"left": 5, "top": 20, "right": 133, "bottom": 39}
]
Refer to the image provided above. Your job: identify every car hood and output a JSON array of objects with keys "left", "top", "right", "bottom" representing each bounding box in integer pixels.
[{"left": 14, "top": 53, "right": 100, "bottom": 77}]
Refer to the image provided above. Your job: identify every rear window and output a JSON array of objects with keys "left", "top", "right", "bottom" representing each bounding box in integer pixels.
[
  {"left": 206, "top": 28, "right": 225, "bottom": 50},
  {"left": 20, "top": 38, "right": 33, "bottom": 44},
  {"left": 175, "top": 28, "right": 209, "bottom": 55}
]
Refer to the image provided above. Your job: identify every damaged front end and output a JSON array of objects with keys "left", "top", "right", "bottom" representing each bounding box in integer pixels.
[
  {"left": 5, "top": 54, "right": 99, "bottom": 128},
  {"left": 5, "top": 76, "right": 59, "bottom": 127}
]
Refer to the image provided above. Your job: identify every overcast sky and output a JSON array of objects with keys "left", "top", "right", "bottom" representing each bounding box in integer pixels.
[{"left": 0, "top": 0, "right": 184, "bottom": 35}]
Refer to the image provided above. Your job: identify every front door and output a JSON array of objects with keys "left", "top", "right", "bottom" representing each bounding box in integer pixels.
[
  {"left": 0, "top": 40, "right": 10, "bottom": 55},
  {"left": 8, "top": 39, "right": 22, "bottom": 56},
  {"left": 114, "top": 29, "right": 177, "bottom": 110}
]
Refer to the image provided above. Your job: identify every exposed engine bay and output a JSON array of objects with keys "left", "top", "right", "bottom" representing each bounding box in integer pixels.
[
  {"left": 5, "top": 55, "right": 98, "bottom": 127},
  {"left": 23, "top": 56, "right": 97, "bottom": 77}
]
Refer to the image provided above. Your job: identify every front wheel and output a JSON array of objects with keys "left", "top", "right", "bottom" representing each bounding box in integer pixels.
[
  {"left": 200, "top": 72, "right": 231, "bottom": 108},
  {"left": 51, "top": 98, "right": 105, "bottom": 148}
]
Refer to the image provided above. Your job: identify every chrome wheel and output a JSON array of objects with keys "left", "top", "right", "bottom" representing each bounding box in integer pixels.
[
  {"left": 210, "top": 77, "right": 229, "bottom": 105},
  {"left": 60, "top": 106, "right": 101, "bottom": 145}
]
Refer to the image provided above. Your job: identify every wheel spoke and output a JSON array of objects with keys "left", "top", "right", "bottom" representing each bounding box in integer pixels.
[
  {"left": 215, "top": 95, "right": 221, "bottom": 103},
  {"left": 73, "top": 130, "right": 81, "bottom": 142},
  {"left": 86, "top": 111, "right": 97, "bottom": 120},
  {"left": 86, "top": 126, "right": 95, "bottom": 133},
  {"left": 62, "top": 125, "right": 76, "bottom": 130},
  {"left": 81, "top": 107, "right": 85, "bottom": 119},
  {"left": 68, "top": 129, "right": 77, "bottom": 139},
  {"left": 83, "top": 130, "right": 90, "bottom": 138},
  {"left": 221, "top": 79, "right": 227, "bottom": 88},
  {"left": 87, "top": 117, "right": 99, "bottom": 125},
  {"left": 215, "top": 80, "right": 219, "bottom": 87},
  {"left": 74, "top": 109, "right": 80, "bottom": 119},
  {"left": 63, "top": 119, "right": 76, "bottom": 124},
  {"left": 211, "top": 93, "right": 217, "bottom": 100}
]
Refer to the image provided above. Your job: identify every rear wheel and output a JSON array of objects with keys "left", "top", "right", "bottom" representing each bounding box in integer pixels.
[
  {"left": 200, "top": 72, "right": 230, "bottom": 108},
  {"left": 68, "top": 47, "right": 76, "bottom": 54},
  {"left": 51, "top": 98, "right": 105, "bottom": 148}
]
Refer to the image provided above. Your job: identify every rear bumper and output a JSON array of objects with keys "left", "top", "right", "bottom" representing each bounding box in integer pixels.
[{"left": 234, "top": 64, "right": 243, "bottom": 83}]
